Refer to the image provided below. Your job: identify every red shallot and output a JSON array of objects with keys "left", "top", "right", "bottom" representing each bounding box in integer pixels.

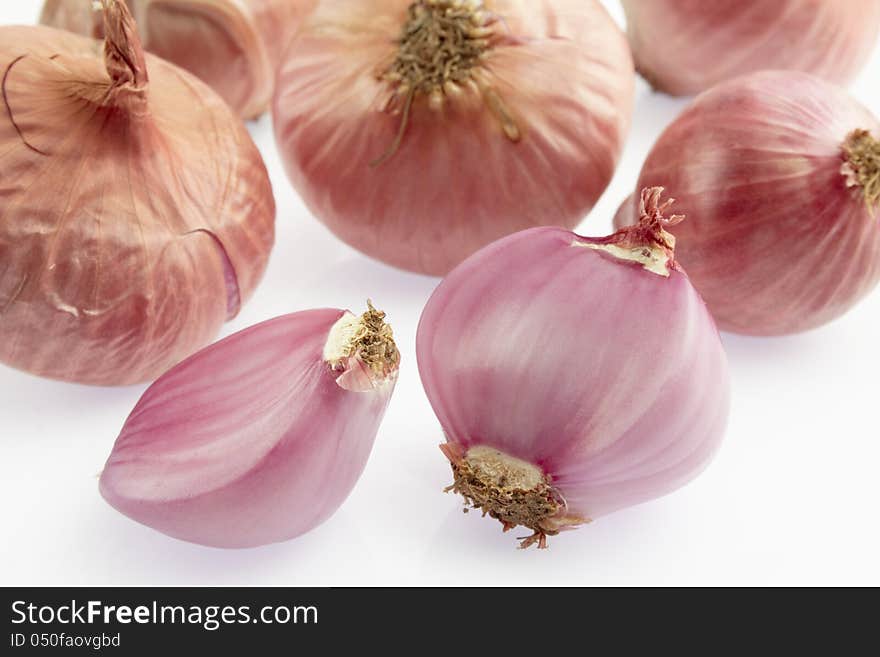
[
  {"left": 40, "top": 0, "right": 316, "bottom": 118},
  {"left": 417, "top": 188, "right": 730, "bottom": 548},
  {"left": 617, "top": 71, "right": 880, "bottom": 335},
  {"left": 273, "top": 0, "right": 634, "bottom": 275},
  {"left": 0, "top": 0, "right": 275, "bottom": 385},
  {"left": 622, "top": 0, "right": 880, "bottom": 96},
  {"left": 100, "top": 303, "right": 400, "bottom": 548}
]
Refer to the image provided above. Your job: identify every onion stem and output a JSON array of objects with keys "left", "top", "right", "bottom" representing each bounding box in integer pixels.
[{"left": 100, "top": 0, "right": 148, "bottom": 104}]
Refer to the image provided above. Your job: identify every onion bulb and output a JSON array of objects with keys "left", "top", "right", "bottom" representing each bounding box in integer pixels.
[
  {"left": 417, "top": 188, "right": 730, "bottom": 548},
  {"left": 621, "top": 0, "right": 880, "bottom": 96},
  {"left": 616, "top": 71, "right": 880, "bottom": 336},
  {"left": 41, "top": 0, "right": 317, "bottom": 118},
  {"left": 0, "top": 0, "right": 274, "bottom": 385},
  {"left": 101, "top": 303, "right": 400, "bottom": 548},
  {"left": 273, "top": 0, "right": 634, "bottom": 275}
]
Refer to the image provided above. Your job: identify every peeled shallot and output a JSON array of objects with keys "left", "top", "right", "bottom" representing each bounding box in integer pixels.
[
  {"left": 417, "top": 188, "right": 730, "bottom": 548},
  {"left": 101, "top": 303, "right": 399, "bottom": 548}
]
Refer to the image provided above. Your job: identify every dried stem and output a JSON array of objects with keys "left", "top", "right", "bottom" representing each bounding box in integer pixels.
[
  {"left": 613, "top": 186, "right": 683, "bottom": 257},
  {"left": 576, "top": 187, "right": 684, "bottom": 277},
  {"left": 636, "top": 186, "right": 684, "bottom": 246},
  {"left": 100, "top": 0, "right": 148, "bottom": 98}
]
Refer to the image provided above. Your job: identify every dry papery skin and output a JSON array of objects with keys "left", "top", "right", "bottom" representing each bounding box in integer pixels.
[
  {"left": 40, "top": 0, "right": 316, "bottom": 118},
  {"left": 842, "top": 129, "right": 880, "bottom": 208},
  {"left": 442, "top": 444, "right": 586, "bottom": 549},
  {"left": 0, "top": 0, "right": 274, "bottom": 385}
]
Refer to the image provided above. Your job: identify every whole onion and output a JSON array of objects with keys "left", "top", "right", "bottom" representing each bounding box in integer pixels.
[
  {"left": 0, "top": 0, "right": 274, "bottom": 385},
  {"left": 40, "top": 0, "right": 317, "bottom": 119},
  {"left": 101, "top": 303, "right": 399, "bottom": 548},
  {"left": 273, "top": 0, "right": 634, "bottom": 275},
  {"left": 417, "top": 188, "right": 730, "bottom": 548},
  {"left": 616, "top": 71, "right": 880, "bottom": 336},
  {"left": 622, "top": 0, "right": 880, "bottom": 96}
]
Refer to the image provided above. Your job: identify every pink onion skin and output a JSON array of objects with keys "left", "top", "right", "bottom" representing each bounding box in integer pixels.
[
  {"left": 416, "top": 223, "right": 730, "bottom": 529},
  {"left": 100, "top": 308, "right": 398, "bottom": 549},
  {"left": 0, "top": 17, "right": 274, "bottom": 385},
  {"left": 622, "top": 0, "right": 880, "bottom": 96},
  {"left": 622, "top": 71, "right": 880, "bottom": 336},
  {"left": 273, "top": 0, "right": 634, "bottom": 276}
]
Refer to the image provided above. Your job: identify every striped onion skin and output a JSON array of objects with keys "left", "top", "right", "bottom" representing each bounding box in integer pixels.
[
  {"left": 272, "top": 0, "right": 634, "bottom": 276},
  {"left": 620, "top": 71, "right": 880, "bottom": 336},
  {"left": 416, "top": 217, "right": 729, "bottom": 543},
  {"left": 622, "top": 0, "right": 880, "bottom": 96},
  {"left": 100, "top": 308, "right": 398, "bottom": 548},
  {"left": 0, "top": 5, "right": 274, "bottom": 385}
]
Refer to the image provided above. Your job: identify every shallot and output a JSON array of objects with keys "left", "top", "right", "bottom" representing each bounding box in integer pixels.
[
  {"left": 40, "top": 0, "right": 316, "bottom": 118},
  {"left": 0, "top": 0, "right": 274, "bottom": 385},
  {"left": 617, "top": 71, "right": 880, "bottom": 335},
  {"left": 273, "top": 0, "right": 634, "bottom": 275},
  {"left": 622, "top": 0, "right": 880, "bottom": 96},
  {"left": 417, "top": 188, "right": 730, "bottom": 548},
  {"left": 100, "top": 303, "right": 400, "bottom": 548}
]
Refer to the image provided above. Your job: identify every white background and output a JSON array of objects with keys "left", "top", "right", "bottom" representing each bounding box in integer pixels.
[{"left": 2, "top": 1, "right": 879, "bottom": 587}]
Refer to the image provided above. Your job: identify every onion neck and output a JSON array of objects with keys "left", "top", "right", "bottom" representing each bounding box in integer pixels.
[
  {"left": 100, "top": 0, "right": 149, "bottom": 112},
  {"left": 575, "top": 187, "right": 684, "bottom": 277},
  {"left": 441, "top": 443, "right": 585, "bottom": 549},
  {"left": 842, "top": 129, "right": 880, "bottom": 210}
]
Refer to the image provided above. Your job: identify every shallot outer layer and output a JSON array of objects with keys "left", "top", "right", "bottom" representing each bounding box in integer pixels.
[
  {"left": 416, "top": 218, "right": 730, "bottom": 544},
  {"left": 624, "top": 71, "right": 880, "bottom": 335},
  {"left": 622, "top": 0, "right": 880, "bottom": 96},
  {"left": 41, "top": 0, "right": 317, "bottom": 118},
  {"left": 273, "top": 0, "right": 634, "bottom": 275},
  {"left": 0, "top": 9, "right": 274, "bottom": 385},
  {"left": 100, "top": 308, "right": 399, "bottom": 548}
]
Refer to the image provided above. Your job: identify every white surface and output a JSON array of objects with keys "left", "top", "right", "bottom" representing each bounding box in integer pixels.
[{"left": 2, "top": 1, "right": 880, "bottom": 587}]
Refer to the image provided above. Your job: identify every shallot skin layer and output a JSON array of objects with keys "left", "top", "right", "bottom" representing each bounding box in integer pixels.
[
  {"left": 0, "top": 17, "right": 274, "bottom": 384},
  {"left": 273, "top": 0, "right": 634, "bottom": 275},
  {"left": 41, "top": 0, "right": 317, "bottom": 118},
  {"left": 622, "top": 0, "right": 880, "bottom": 96},
  {"left": 100, "top": 309, "right": 398, "bottom": 549},
  {"left": 629, "top": 71, "right": 880, "bottom": 335},
  {"left": 416, "top": 225, "right": 730, "bottom": 532}
]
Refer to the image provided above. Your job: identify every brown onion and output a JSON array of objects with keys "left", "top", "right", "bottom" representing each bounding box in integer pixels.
[
  {"left": 0, "top": 0, "right": 274, "bottom": 385},
  {"left": 622, "top": 0, "right": 880, "bottom": 96},
  {"left": 40, "top": 0, "right": 316, "bottom": 118},
  {"left": 615, "top": 71, "right": 880, "bottom": 336}
]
